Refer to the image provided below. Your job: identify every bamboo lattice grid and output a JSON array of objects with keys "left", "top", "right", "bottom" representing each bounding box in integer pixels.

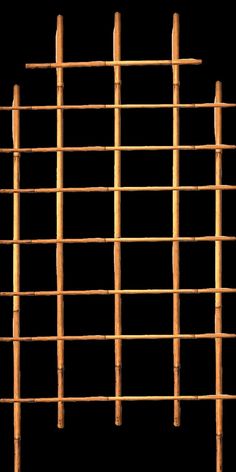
[{"left": 0, "top": 11, "right": 235, "bottom": 472}]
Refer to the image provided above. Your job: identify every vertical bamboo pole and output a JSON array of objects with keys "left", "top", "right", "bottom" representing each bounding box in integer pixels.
[
  {"left": 12, "top": 84, "right": 21, "bottom": 472},
  {"left": 172, "top": 13, "right": 181, "bottom": 427},
  {"left": 215, "top": 80, "right": 223, "bottom": 472},
  {"left": 113, "top": 11, "right": 122, "bottom": 426},
  {"left": 56, "top": 14, "right": 65, "bottom": 429}
]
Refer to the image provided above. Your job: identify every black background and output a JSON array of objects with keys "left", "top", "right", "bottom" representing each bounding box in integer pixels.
[{"left": 0, "top": 0, "right": 236, "bottom": 470}]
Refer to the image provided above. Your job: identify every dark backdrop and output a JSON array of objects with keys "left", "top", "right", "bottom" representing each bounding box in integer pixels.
[{"left": 0, "top": 0, "right": 236, "bottom": 471}]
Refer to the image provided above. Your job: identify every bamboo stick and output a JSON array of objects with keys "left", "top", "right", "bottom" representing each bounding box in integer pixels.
[
  {"left": 114, "top": 11, "right": 122, "bottom": 427},
  {"left": 215, "top": 81, "right": 223, "bottom": 472},
  {"left": 172, "top": 13, "right": 181, "bottom": 427},
  {"left": 1, "top": 102, "right": 236, "bottom": 111},
  {"left": 12, "top": 84, "right": 21, "bottom": 472},
  {"left": 1, "top": 144, "right": 236, "bottom": 153},
  {"left": 1, "top": 185, "right": 236, "bottom": 194},
  {"left": 0, "top": 288, "right": 236, "bottom": 297},
  {"left": 0, "top": 394, "right": 235, "bottom": 403},
  {"left": 0, "top": 235, "right": 235, "bottom": 244},
  {"left": 25, "top": 58, "right": 202, "bottom": 69},
  {"left": 56, "top": 14, "right": 64, "bottom": 429},
  {"left": 0, "top": 333, "right": 236, "bottom": 342}
]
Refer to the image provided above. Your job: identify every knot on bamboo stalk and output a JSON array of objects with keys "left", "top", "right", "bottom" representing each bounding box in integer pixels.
[
  {"left": 215, "top": 305, "right": 222, "bottom": 311},
  {"left": 114, "top": 80, "right": 122, "bottom": 86},
  {"left": 216, "top": 433, "right": 223, "bottom": 442}
]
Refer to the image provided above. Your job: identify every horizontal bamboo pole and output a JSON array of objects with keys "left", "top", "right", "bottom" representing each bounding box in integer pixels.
[
  {"left": 0, "top": 394, "right": 236, "bottom": 403},
  {"left": 0, "top": 144, "right": 236, "bottom": 153},
  {"left": 1, "top": 102, "right": 236, "bottom": 111},
  {"left": 0, "top": 288, "right": 236, "bottom": 297},
  {"left": 0, "top": 185, "right": 236, "bottom": 194},
  {"left": 0, "top": 236, "right": 235, "bottom": 244},
  {"left": 0, "top": 333, "right": 236, "bottom": 342},
  {"left": 25, "top": 58, "right": 202, "bottom": 69}
]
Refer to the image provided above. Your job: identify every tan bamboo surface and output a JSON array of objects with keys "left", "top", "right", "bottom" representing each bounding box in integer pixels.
[
  {"left": 12, "top": 84, "right": 21, "bottom": 472},
  {"left": 25, "top": 59, "right": 202, "bottom": 69},
  {"left": 113, "top": 11, "right": 122, "bottom": 426},
  {"left": 1, "top": 102, "right": 236, "bottom": 111},
  {"left": 56, "top": 14, "right": 65, "bottom": 430},
  {"left": 172, "top": 13, "right": 181, "bottom": 427},
  {"left": 1, "top": 333, "right": 236, "bottom": 342},
  {"left": 0, "top": 235, "right": 236, "bottom": 244},
  {"left": 1, "top": 185, "right": 236, "bottom": 193},
  {"left": 215, "top": 81, "right": 223, "bottom": 472},
  {"left": 0, "top": 288, "right": 236, "bottom": 296},
  {"left": 0, "top": 394, "right": 236, "bottom": 403},
  {"left": 1, "top": 144, "right": 236, "bottom": 153}
]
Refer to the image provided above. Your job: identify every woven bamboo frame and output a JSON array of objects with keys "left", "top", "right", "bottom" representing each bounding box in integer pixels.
[{"left": 0, "top": 11, "right": 235, "bottom": 472}]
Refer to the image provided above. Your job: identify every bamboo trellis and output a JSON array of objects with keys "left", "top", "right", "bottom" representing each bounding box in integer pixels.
[{"left": 0, "top": 11, "right": 235, "bottom": 472}]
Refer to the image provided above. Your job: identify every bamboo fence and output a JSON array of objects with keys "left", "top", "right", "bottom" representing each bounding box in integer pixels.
[{"left": 0, "top": 10, "right": 235, "bottom": 472}]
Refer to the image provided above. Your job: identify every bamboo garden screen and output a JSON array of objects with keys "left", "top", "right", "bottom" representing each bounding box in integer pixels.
[{"left": 0, "top": 10, "right": 236, "bottom": 472}]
